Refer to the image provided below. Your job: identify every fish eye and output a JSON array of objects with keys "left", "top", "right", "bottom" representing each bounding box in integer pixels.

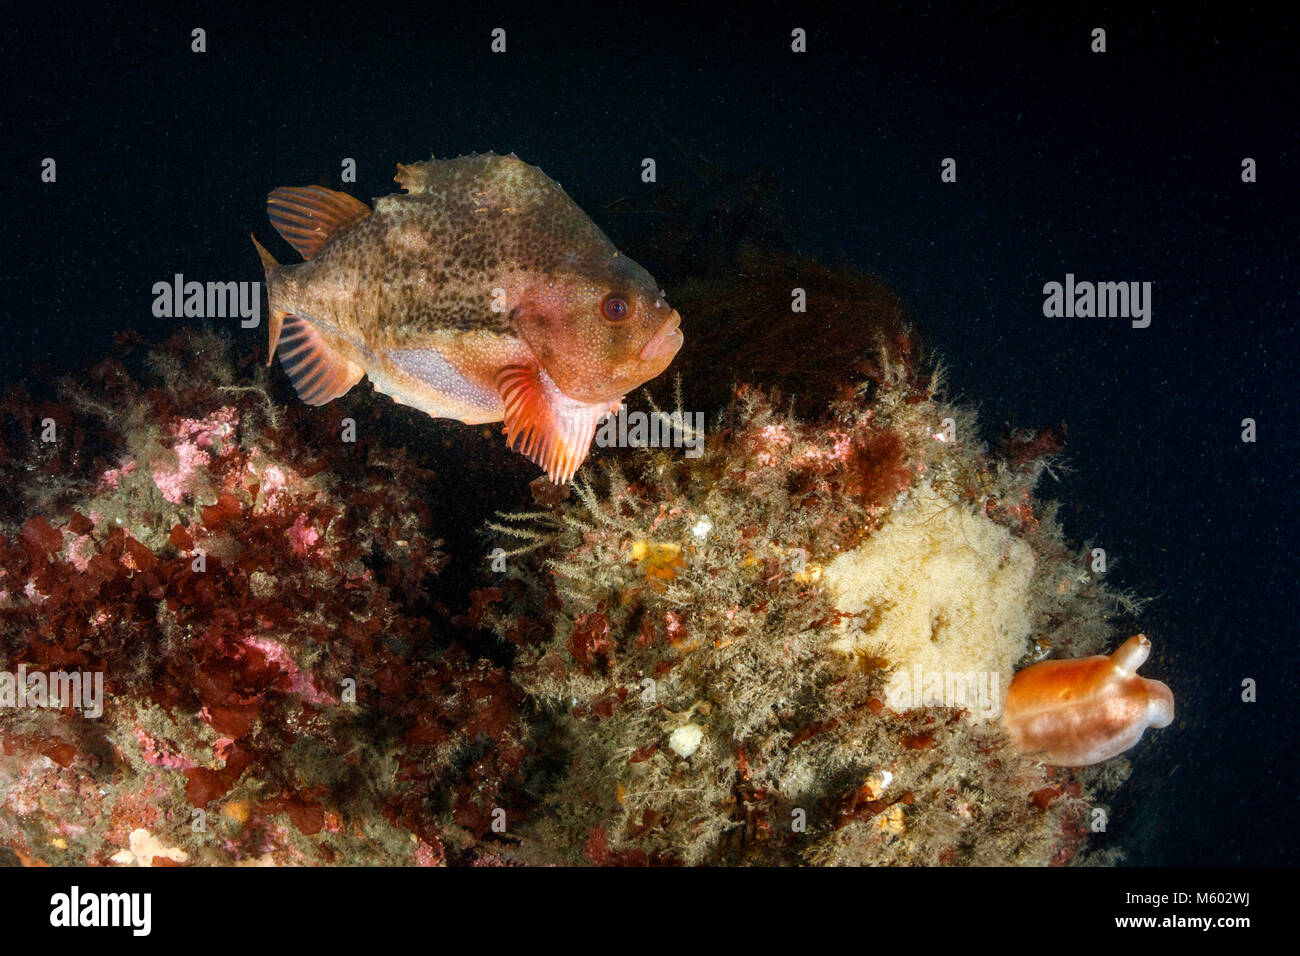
[{"left": 601, "top": 294, "right": 630, "bottom": 321}]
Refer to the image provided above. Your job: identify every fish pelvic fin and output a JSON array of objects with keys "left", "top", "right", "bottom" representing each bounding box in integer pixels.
[
  {"left": 277, "top": 314, "right": 364, "bottom": 406},
  {"left": 267, "top": 185, "right": 370, "bottom": 261},
  {"left": 495, "top": 363, "right": 614, "bottom": 484}
]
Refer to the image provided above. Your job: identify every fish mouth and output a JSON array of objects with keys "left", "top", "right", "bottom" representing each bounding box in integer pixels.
[{"left": 640, "top": 310, "right": 684, "bottom": 364}]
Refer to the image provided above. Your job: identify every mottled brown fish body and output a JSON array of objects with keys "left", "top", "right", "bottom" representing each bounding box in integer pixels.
[{"left": 253, "top": 153, "right": 683, "bottom": 481}]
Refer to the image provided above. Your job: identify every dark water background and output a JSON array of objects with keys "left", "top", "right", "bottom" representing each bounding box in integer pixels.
[{"left": 3, "top": 3, "right": 1295, "bottom": 865}]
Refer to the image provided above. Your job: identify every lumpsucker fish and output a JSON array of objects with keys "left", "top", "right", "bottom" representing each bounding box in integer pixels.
[{"left": 251, "top": 152, "right": 684, "bottom": 483}]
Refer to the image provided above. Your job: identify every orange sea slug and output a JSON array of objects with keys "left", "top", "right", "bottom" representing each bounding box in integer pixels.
[{"left": 1002, "top": 634, "right": 1174, "bottom": 767}]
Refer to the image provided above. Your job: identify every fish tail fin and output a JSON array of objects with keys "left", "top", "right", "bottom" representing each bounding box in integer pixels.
[
  {"left": 252, "top": 232, "right": 278, "bottom": 276},
  {"left": 251, "top": 233, "right": 285, "bottom": 367}
]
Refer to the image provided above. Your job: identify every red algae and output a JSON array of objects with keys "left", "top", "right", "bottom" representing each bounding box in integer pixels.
[{"left": 0, "top": 331, "right": 529, "bottom": 866}]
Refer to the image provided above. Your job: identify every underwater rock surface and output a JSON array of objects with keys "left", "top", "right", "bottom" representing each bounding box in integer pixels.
[
  {"left": 0, "top": 333, "right": 526, "bottom": 865},
  {"left": 484, "top": 325, "right": 1145, "bottom": 865},
  {"left": 0, "top": 281, "right": 1157, "bottom": 867}
]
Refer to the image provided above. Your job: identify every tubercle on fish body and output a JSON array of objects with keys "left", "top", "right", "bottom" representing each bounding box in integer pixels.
[{"left": 1001, "top": 634, "right": 1175, "bottom": 767}]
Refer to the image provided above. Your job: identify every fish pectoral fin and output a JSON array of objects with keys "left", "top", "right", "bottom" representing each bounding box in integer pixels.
[
  {"left": 495, "top": 364, "right": 611, "bottom": 484},
  {"left": 267, "top": 186, "right": 370, "bottom": 261},
  {"left": 278, "top": 314, "right": 364, "bottom": 406}
]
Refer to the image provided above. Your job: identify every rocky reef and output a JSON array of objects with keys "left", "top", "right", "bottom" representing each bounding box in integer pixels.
[
  {"left": 483, "top": 326, "right": 1138, "bottom": 865},
  {"left": 1, "top": 235, "right": 1152, "bottom": 867},
  {"left": 0, "top": 332, "right": 527, "bottom": 865}
]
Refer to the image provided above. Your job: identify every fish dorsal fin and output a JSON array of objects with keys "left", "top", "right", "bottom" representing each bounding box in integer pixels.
[
  {"left": 495, "top": 363, "right": 614, "bottom": 484},
  {"left": 382, "top": 154, "right": 619, "bottom": 257},
  {"left": 267, "top": 186, "right": 370, "bottom": 260},
  {"left": 394, "top": 153, "right": 520, "bottom": 195},
  {"left": 277, "top": 314, "right": 364, "bottom": 405},
  {"left": 393, "top": 153, "right": 549, "bottom": 207}
]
